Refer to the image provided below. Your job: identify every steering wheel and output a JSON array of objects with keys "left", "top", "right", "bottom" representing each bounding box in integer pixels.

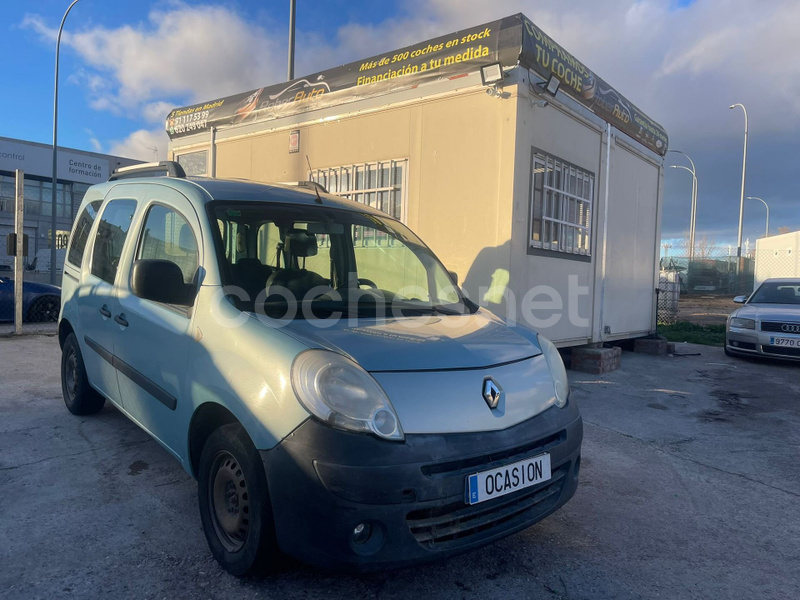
[{"left": 357, "top": 278, "right": 378, "bottom": 289}]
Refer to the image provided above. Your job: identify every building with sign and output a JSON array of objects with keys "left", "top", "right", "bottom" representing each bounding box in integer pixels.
[
  {"left": 166, "top": 13, "right": 668, "bottom": 347},
  {"left": 0, "top": 136, "right": 140, "bottom": 271}
]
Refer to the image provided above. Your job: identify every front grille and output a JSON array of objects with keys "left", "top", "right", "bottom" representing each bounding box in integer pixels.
[
  {"left": 762, "top": 345, "right": 800, "bottom": 357},
  {"left": 761, "top": 321, "right": 800, "bottom": 332},
  {"left": 406, "top": 464, "right": 568, "bottom": 549},
  {"left": 420, "top": 430, "right": 566, "bottom": 478}
]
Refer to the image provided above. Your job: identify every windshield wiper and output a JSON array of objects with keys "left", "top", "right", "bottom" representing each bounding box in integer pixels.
[{"left": 389, "top": 302, "right": 464, "bottom": 316}]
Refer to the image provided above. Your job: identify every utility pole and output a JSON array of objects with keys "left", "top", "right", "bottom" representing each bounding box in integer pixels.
[
  {"left": 288, "top": 0, "right": 296, "bottom": 80},
  {"left": 14, "top": 170, "right": 24, "bottom": 334}
]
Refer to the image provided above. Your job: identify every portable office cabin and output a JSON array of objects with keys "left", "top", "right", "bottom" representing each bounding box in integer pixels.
[
  {"left": 754, "top": 231, "right": 800, "bottom": 288},
  {"left": 166, "top": 13, "right": 668, "bottom": 347}
]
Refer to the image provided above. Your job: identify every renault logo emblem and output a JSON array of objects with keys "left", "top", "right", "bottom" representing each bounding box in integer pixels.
[
  {"left": 781, "top": 323, "right": 800, "bottom": 333},
  {"left": 483, "top": 378, "right": 503, "bottom": 409}
]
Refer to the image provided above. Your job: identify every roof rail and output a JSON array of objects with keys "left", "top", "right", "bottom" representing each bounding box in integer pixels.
[
  {"left": 280, "top": 181, "right": 329, "bottom": 194},
  {"left": 108, "top": 161, "right": 186, "bottom": 181}
]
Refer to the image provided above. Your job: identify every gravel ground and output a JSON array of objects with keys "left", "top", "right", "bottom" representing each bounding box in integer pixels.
[
  {"left": 1, "top": 334, "right": 799, "bottom": 600},
  {"left": 677, "top": 295, "right": 736, "bottom": 326}
]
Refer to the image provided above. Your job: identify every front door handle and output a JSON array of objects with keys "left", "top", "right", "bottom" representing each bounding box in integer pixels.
[
  {"left": 114, "top": 314, "right": 129, "bottom": 328},
  {"left": 99, "top": 305, "right": 112, "bottom": 318}
]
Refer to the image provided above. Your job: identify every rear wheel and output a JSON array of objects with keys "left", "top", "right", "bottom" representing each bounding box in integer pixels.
[
  {"left": 28, "top": 296, "right": 60, "bottom": 322},
  {"left": 197, "top": 423, "right": 279, "bottom": 577},
  {"left": 61, "top": 333, "right": 106, "bottom": 415}
]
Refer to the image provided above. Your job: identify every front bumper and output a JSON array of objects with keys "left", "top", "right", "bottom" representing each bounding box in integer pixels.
[
  {"left": 727, "top": 327, "right": 800, "bottom": 360},
  {"left": 260, "top": 401, "right": 582, "bottom": 571}
]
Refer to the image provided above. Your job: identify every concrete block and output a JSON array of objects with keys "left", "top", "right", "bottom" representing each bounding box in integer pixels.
[
  {"left": 634, "top": 337, "right": 668, "bottom": 355},
  {"left": 666, "top": 342, "right": 676, "bottom": 354},
  {"left": 570, "top": 346, "right": 622, "bottom": 374}
]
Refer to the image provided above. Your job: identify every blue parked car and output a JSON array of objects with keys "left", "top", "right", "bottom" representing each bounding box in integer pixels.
[{"left": 0, "top": 275, "right": 61, "bottom": 322}]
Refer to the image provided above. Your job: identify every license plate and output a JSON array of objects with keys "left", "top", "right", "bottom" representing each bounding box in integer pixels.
[
  {"left": 466, "top": 453, "right": 551, "bottom": 505},
  {"left": 769, "top": 336, "right": 799, "bottom": 347}
]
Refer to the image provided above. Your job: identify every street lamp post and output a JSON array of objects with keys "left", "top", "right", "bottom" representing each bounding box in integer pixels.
[
  {"left": 667, "top": 150, "right": 698, "bottom": 261},
  {"left": 51, "top": 0, "right": 82, "bottom": 284},
  {"left": 746, "top": 196, "right": 770, "bottom": 238},
  {"left": 730, "top": 103, "right": 748, "bottom": 279},
  {"left": 670, "top": 164, "right": 698, "bottom": 260}
]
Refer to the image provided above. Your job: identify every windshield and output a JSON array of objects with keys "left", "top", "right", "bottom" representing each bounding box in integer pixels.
[
  {"left": 210, "top": 202, "right": 474, "bottom": 319},
  {"left": 749, "top": 282, "right": 800, "bottom": 305}
]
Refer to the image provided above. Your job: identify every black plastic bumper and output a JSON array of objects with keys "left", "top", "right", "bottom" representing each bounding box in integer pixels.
[{"left": 260, "top": 401, "right": 583, "bottom": 571}]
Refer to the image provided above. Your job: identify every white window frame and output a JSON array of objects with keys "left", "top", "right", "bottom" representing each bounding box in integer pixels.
[
  {"left": 529, "top": 150, "right": 594, "bottom": 256},
  {"left": 310, "top": 159, "right": 408, "bottom": 223}
]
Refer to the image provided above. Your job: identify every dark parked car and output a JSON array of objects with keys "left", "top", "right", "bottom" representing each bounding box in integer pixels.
[{"left": 0, "top": 276, "right": 61, "bottom": 322}]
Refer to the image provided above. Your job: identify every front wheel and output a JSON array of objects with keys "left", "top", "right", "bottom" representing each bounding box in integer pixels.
[{"left": 197, "top": 423, "right": 280, "bottom": 577}]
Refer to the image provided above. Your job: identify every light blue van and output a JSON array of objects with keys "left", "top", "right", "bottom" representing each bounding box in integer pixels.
[{"left": 58, "top": 162, "right": 582, "bottom": 576}]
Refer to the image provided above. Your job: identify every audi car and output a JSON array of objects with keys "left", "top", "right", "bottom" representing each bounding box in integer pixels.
[{"left": 725, "top": 278, "right": 800, "bottom": 360}]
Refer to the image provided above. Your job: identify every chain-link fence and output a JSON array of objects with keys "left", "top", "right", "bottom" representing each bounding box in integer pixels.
[
  {"left": 656, "top": 271, "right": 680, "bottom": 325},
  {"left": 660, "top": 254, "right": 755, "bottom": 296}
]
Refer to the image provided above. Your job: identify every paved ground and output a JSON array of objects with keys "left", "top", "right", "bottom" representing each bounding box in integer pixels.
[{"left": 1, "top": 334, "right": 799, "bottom": 600}]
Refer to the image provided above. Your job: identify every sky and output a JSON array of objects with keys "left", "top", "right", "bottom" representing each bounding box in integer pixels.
[{"left": 1, "top": 0, "right": 799, "bottom": 250}]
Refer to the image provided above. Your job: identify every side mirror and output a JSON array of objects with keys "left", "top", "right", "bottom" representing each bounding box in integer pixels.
[
  {"left": 733, "top": 295, "right": 747, "bottom": 304},
  {"left": 448, "top": 270, "right": 459, "bottom": 286},
  {"left": 131, "top": 259, "right": 193, "bottom": 306}
]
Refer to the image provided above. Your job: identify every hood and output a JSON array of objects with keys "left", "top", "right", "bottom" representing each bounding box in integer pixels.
[
  {"left": 279, "top": 310, "right": 542, "bottom": 372},
  {"left": 734, "top": 304, "right": 800, "bottom": 322}
]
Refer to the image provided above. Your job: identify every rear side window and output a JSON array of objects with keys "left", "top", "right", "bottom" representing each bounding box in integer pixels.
[
  {"left": 91, "top": 200, "right": 137, "bottom": 284},
  {"left": 66, "top": 200, "right": 102, "bottom": 267},
  {"left": 138, "top": 204, "right": 199, "bottom": 284}
]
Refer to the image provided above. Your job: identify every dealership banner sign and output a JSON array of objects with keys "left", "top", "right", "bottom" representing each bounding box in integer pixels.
[
  {"left": 166, "top": 13, "right": 667, "bottom": 156},
  {"left": 519, "top": 18, "right": 668, "bottom": 155}
]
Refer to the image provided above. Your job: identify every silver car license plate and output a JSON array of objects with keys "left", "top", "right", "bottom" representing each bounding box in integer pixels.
[{"left": 770, "top": 336, "right": 799, "bottom": 347}]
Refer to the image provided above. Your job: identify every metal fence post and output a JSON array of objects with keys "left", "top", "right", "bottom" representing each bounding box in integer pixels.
[{"left": 14, "top": 169, "right": 24, "bottom": 334}]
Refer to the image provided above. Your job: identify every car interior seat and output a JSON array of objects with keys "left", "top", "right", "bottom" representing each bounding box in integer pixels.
[{"left": 265, "top": 229, "right": 328, "bottom": 302}]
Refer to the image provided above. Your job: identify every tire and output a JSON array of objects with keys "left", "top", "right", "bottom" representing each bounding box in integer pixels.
[
  {"left": 61, "top": 333, "right": 106, "bottom": 415},
  {"left": 28, "top": 296, "right": 61, "bottom": 322},
  {"left": 197, "top": 423, "right": 280, "bottom": 577}
]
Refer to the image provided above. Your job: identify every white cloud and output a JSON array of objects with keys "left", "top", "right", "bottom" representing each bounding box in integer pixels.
[
  {"left": 23, "top": 3, "right": 283, "bottom": 113},
  {"left": 108, "top": 128, "right": 168, "bottom": 162},
  {"left": 142, "top": 101, "right": 175, "bottom": 124}
]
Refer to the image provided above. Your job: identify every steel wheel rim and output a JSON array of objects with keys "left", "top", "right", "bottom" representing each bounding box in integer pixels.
[
  {"left": 208, "top": 451, "right": 250, "bottom": 553},
  {"left": 64, "top": 348, "right": 78, "bottom": 402}
]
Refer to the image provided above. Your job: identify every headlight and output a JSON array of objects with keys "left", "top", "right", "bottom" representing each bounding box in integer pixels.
[
  {"left": 291, "top": 350, "right": 404, "bottom": 441},
  {"left": 730, "top": 317, "right": 755, "bottom": 330},
  {"left": 538, "top": 334, "right": 569, "bottom": 408}
]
